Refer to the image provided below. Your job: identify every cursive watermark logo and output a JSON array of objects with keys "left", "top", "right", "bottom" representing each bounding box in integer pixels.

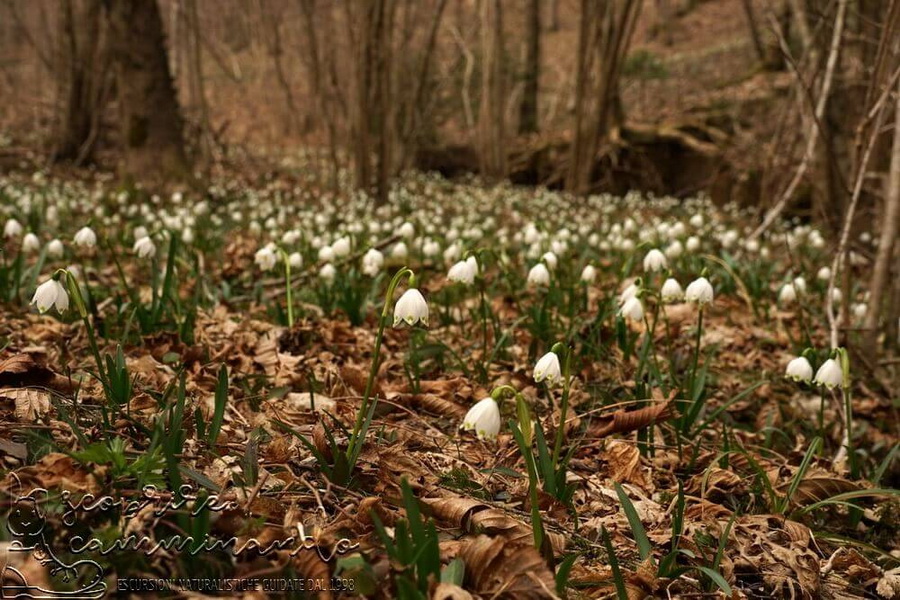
[
  {"left": 3, "top": 483, "right": 107, "bottom": 599},
  {"left": 3, "top": 478, "right": 360, "bottom": 597}
]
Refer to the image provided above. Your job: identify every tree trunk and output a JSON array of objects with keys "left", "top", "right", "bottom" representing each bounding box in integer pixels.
[
  {"left": 104, "top": 0, "right": 190, "bottom": 182},
  {"left": 519, "top": 0, "right": 540, "bottom": 134},
  {"left": 477, "top": 0, "right": 507, "bottom": 178},
  {"left": 566, "top": 0, "right": 641, "bottom": 195},
  {"left": 863, "top": 76, "right": 900, "bottom": 358},
  {"left": 53, "top": 0, "right": 105, "bottom": 164}
]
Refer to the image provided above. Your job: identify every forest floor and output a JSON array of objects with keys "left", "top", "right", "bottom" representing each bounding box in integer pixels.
[{"left": 0, "top": 164, "right": 898, "bottom": 599}]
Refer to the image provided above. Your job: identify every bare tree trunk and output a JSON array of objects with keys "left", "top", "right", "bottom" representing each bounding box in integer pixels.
[
  {"left": 259, "top": 0, "right": 299, "bottom": 135},
  {"left": 786, "top": 0, "right": 812, "bottom": 52},
  {"left": 863, "top": 77, "right": 900, "bottom": 357},
  {"left": 53, "top": 0, "right": 105, "bottom": 164},
  {"left": 566, "top": 0, "right": 641, "bottom": 195},
  {"left": 186, "top": 0, "right": 212, "bottom": 174},
  {"left": 104, "top": 0, "right": 190, "bottom": 182},
  {"left": 740, "top": 0, "right": 767, "bottom": 65},
  {"left": 478, "top": 0, "right": 507, "bottom": 178},
  {"left": 751, "top": 0, "right": 848, "bottom": 238},
  {"left": 349, "top": 1, "right": 373, "bottom": 194},
  {"left": 299, "top": 0, "right": 342, "bottom": 190},
  {"left": 519, "top": 0, "right": 540, "bottom": 134},
  {"left": 547, "top": 0, "right": 559, "bottom": 32},
  {"left": 397, "top": 0, "right": 448, "bottom": 165},
  {"left": 372, "top": 0, "right": 395, "bottom": 206}
]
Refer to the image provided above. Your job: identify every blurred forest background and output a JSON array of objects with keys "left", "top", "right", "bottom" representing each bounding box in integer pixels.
[{"left": 0, "top": 0, "right": 898, "bottom": 239}]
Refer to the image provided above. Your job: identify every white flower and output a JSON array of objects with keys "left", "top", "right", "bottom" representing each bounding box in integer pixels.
[
  {"left": 422, "top": 239, "right": 440, "bottom": 257},
  {"left": 398, "top": 222, "right": 415, "bottom": 239},
  {"left": 288, "top": 252, "right": 303, "bottom": 268},
  {"left": 619, "top": 296, "right": 644, "bottom": 322},
  {"left": 689, "top": 214, "right": 704, "bottom": 228},
  {"left": 361, "top": 248, "right": 384, "bottom": 276},
  {"left": 541, "top": 251, "right": 558, "bottom": 270},
  {"left": 619, "top": 282, "right": 639, "bottom": 306},
  {"left": 393, "top": 288, "right": 428, "bottom": 327},
  {"left": 73, "top": 226, "right": 97, "bottom": 248},
  {"left": 686, "top": 236, "right": 701, "bottom": 252},
  {"left": 785, "top": 356, "right": 813, "bottom": 383},
  {"left": 685, "top": 276, "right": 714, "bottom": 305},
  {"left": 255, "top": 247, "right": 277, "bottom": 271},
  {"left": 661, "top": 278, "right": 684, "bottom": 303},
  {"left": 814, "top": 358, "right": 843, "bottom": 389},
  {"left": 318, "top": 245, "right": 335, "bottom": 263},
  {"left": 4, "top": 218, "right": 23, "bottom": 238},
  {"left": 448, "top": 257, "right": 477, "bottom": 285},
  {"left": 461, "top": 397, "right": 501, "bottom": 440},
  {"left": 778, "top": 283, "right": 797, "bottom": 304},
  {"left": 533, "top": 351, "right": 562, "bottom": 386},
  {"left": 817, "top": 266, "right": 831, "bottom": 281},
  {"left": 332, "top": 236, "right": 351, "bottom": 257},
  {"left": 527, "top": 263, "right": 550, "bottom": 286},
  {"left": 643, "top": 249, "right": 667, "bottom": 272},
  {"left": 391, "top": 241, "right": 409, "bottom": 259},
  {"left": 31, "top": 278, "right": 69, "bottom": 314},
  {"left": 22, "top": 233, "right": 40, "bottom": 253},
  {"left": 852, "top": 302, "right": 867, "bottom": 320},
  {"left": 133, "top": 236, "right": 156, "bottom": 259},
  {"left": 665, "top": 240, "right": 683, "bottom": 259},
  {"left": 319, "top": 263, "right": 336, "bottom": 282},
  {"left": 134, "top": 225, "right": 149, "bottom": 240},
  {"left": 793, "top": 276, "right": 807, "bottom": 294},
  {"left": 580, "top": 265, "right": 597, "bottom": 283},
  {"left": 46, "top": 239, "right": 64, "bottom": 258}
]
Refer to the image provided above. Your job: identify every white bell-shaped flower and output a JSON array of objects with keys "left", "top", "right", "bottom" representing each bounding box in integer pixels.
[
  {"left": 461, "top": 397, "right": 501, "bottom": 440},
  {"left": 778, "top": 283, "right": 797, "bottom": 304},
  {"left": 73, "top": 226, "right": 97, "bottom": 248},
  {"left": 31, "top": 278, "right": 69, "bottom": 314},
  {"left": 319, "top": 263, "right": 337, "bottom": 283},
  {"left": 685, "top": 276, "right": 714, "bottom": 305},
  {"left": 22, "top": 233, "right": 40, "bottom": 253},
  {"left": 46, "top": 239, "right": 64, "bottom": 259},
  {"left": 133, "top": 236, "right": 156, "bottom": 259},
  {"left": 814, "top": 358, "right": 843, "bottom": 389},
  {"left": 4, "top": 218, "right": 23, "bottom": 238},
  {"left": 393, "top": 288, "right": 429, "bottom": 327},
  {"left": 660, "top": 278, "right": 684, "bottom": 303},
  {"left": 785, "top": 356, "right": 813, "bottom": 383},
  {"left": 643, "top": 249, "right": 667, "bottom": 272},
  {"left": 533, "top": 351, "right": 562, "bottom": 386},
  {"left": 580, "top": 265, "right": 597, "bottom": 283},
  {"left": 254, "top": 247, "right": 277, "bottom": 271},
  {"left": 527, "top": 263, "right": 550, "bottom": 286},
  {"left": 361, "top": 248, "right": 384, "bottom": 276},
  {"left": 619, "top": 296, "right": 644, "bottom": 322}
]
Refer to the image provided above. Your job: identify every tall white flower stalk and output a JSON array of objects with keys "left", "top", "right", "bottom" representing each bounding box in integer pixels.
[
  {"left": 346, "top": 267, "right": 420, "bottom": 476},
  {"left": 679, "top": 273, "right": 714, "bottom": 436}
]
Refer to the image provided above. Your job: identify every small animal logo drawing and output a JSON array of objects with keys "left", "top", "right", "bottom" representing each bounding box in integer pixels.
[{"left": 2, "top": 479, "right": 107, "bottom": 600}]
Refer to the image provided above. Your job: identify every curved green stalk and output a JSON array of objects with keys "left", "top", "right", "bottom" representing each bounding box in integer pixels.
[{"left": 346, "top": 266, "right": 413, "bottom": 466}]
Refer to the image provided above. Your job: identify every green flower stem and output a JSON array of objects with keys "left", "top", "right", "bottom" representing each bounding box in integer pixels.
[
  {"left": 687, "top": 307, "right": 704, "bottom": 399},
  {"left": 551, "top": 343, "right": 571, "bottom": 469},
  {"left": 65, "top": 270, "right": 112, "bottom": 430},
  {"left": 65, "top": 270, "right": 105, "bottom": 383},
  {"left": 347, "top": 267, "right": 413, "bottom": 465},
  {"left": 837, "top": 347, "right": 855, "bottom": 477},
  {"left": 478, "top": 279, "right": 489, "bottom": 383},
  {"left": 277, "top": 249, "right": 294, "bottom": 328}
]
